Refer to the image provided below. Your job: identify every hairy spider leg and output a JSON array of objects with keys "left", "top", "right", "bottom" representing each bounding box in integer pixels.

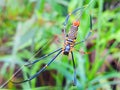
[
  {"left": 71, "top": 52, "right": 77, "bottom": 86},
  {"left": 25, "top": 48, "right": 62, "bottom": 66},
  {"left": 11, "top": 50, "right": 62, "bottom": 84}
]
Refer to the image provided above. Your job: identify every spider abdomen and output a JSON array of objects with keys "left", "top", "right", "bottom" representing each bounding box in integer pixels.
[{"left": 63, "top": 23, "right": 79, "bottom": 55}]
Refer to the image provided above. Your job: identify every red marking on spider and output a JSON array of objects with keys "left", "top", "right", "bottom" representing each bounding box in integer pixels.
[{"left": 73, "top": 21, "right": 80, "bottom": 27}]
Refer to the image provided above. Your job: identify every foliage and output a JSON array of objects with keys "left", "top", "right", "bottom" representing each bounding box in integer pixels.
[{"left": 0, "top": 0, "right": 120, "bottom": 90}]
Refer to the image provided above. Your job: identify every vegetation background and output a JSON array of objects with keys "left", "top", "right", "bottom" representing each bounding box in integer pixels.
[{"left": 0, "top": 0, "right": 120, "bottom": 90}]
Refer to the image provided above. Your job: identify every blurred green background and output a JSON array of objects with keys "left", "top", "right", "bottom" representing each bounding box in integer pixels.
[{"left": 0, "top": 0, "right": 120, "bottom": 90}]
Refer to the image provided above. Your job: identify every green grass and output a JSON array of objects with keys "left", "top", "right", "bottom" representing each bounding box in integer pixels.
[{"left": 0, "top": 0, "right": 120, "bottom": 90}]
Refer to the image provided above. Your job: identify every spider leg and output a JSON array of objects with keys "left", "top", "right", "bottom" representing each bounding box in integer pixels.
[
  {"left": 85, "top": 15, "right": 92, "bottom": 40},
  {"left": 11, "top": 50, "right": 62, "bottom": 84},
  {"left": 25, "top": 48, "right": 62, "bottom": 66},
  {"left": 63, "top": 7, "right": 86, "bottom": 26},
  {"left": 75, "top": 15, "right": 92, "bottom": 46},
  {"left": 71, "top": 52, "right": 77, "bottom": 86}
]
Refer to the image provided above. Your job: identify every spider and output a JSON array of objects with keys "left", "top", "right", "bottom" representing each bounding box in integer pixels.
[{"left": 11, "top": 6, "right": 93, "bottom": 86}]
